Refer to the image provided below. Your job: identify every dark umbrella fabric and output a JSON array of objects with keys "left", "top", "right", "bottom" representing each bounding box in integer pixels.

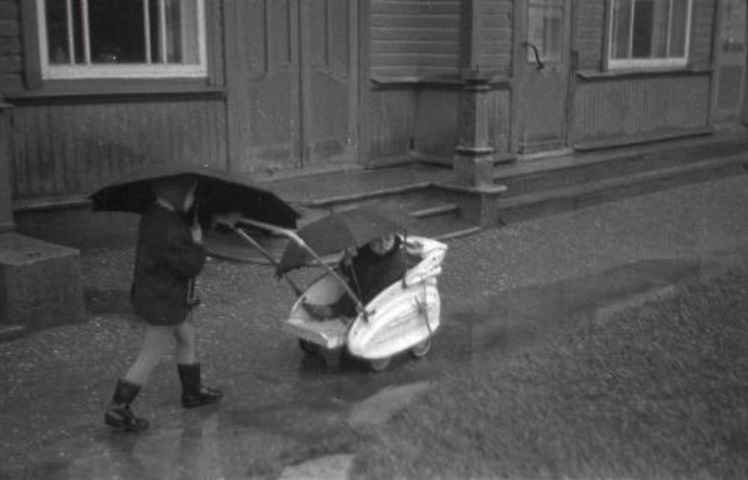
[
  {"left": 88, "top": 163, "right": 299, "bottom": 228},
  {"left": 278, "top": 208, "right": 405, "bottom": 272}
]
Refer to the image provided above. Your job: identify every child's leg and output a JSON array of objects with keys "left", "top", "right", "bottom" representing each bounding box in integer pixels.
[
  {"left": 124, "top": 325, "right": 173, "bottom": 385},
  {"left": 106, "top": 324, "right": 171, "bottom": 432},
  {"left": 174, "top": 320, "right": 196, "bottom": 365},
  {"left": 174, "top": 318, "right": 223, "bottom": 408}
]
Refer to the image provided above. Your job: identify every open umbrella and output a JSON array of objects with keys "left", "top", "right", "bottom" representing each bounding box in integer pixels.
[
  {"left": 88, "top": 162, "right": 299, "bottom": 229},
  {"left": 277, "top": 207, "right": 405, "bottom": 273}
]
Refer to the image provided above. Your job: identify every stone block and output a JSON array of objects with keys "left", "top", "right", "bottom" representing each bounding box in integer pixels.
[
  {"left": 0, "top": 233, "right": 84, "bottom": 332},
  {"left": 453, "top": 153, "right": 495, "bottom": 187}
]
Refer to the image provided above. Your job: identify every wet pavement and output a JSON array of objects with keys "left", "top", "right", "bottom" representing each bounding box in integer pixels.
[{"left": 2, "top": 174, "right": 748, "bottom": 479}]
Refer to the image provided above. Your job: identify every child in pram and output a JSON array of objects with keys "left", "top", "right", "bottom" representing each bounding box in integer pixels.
[{"left": 302, "top": 233, "right": 419, "bottom": 320}]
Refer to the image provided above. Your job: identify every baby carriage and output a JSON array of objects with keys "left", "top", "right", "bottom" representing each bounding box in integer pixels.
[{"left": 224, "top": 210, "right": 448, "bottom": 371}]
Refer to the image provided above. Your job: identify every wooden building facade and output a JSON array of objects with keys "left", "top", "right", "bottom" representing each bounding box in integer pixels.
[{"left": 0, "top": 0, "right": 746, "bottom": 208}]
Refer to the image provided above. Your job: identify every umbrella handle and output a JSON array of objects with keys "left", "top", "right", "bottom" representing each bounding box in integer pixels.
[{"left": 235, "top": 217, "right": 367, "bottom": 314}]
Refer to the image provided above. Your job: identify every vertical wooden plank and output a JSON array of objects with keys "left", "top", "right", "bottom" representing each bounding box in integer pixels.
[
  {"left": 348, "top": 0, "right": 359, "bottom": 163},
  {"left": 510, "top": 0, "right": 527, "bottom": 154},
  {"left": 0, "top": 105, "right": 13, "bottom": 229},
  {"left": 39, "top": 105, "right": 54, "bottom": 195},
  {"left": 205, "top": 0, "right": 224, "bottom": 87},
  {"left": 299, "top": 0, "right": 311, "bottom": 165},
  {"left": 572, "top": 75, "right": 711, "bottom": 144},
  {"left": 19, "top": 0, "right": 42, "bottom": 90},
  {"left": 223, "top": 0, "right": 243, "bottom": 172},
  {"left": 10, "top": 97, "right": 225, "bottom": 199},
  {"left": 359, "top": 0, "right": 371, "bottom": 165}
]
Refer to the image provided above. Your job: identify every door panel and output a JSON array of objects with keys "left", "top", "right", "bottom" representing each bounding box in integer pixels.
[
  {"left": 227, "top": 0, "right": 301, "bottom": 173},
  {"left": 226, "top": 0, "right": 356, "bottom": 174},
  {"left": 519, "top": 0, "right": 571, "bottom": 155},
  {"left": 302, "top": 0, "right": 357, "bottom": 165}
]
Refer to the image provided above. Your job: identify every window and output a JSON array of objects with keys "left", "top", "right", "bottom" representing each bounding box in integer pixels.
[
  {"left": 528, "top": 0, "right": 565, "bottom": 64},
  {"left": 608, "top": 0, "right": 693, "bottom": 69},
  {"left": 36, "top": 0, "right": 207, "bottom": 79}
]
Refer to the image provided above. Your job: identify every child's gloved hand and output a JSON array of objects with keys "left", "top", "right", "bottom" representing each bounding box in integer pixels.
[{"left": 191, "top": 223, "right": 203, "bottom": 244}]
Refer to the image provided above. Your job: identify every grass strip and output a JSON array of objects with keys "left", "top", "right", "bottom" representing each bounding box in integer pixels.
[{"left": 352, "top": 270, "right": 748, "bottom": 480}]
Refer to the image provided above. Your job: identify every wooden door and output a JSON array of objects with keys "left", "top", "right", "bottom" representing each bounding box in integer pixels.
[
  {"left": 225, "top": 0, "right": 357, "bottom": 175},
  {"left": 300, "top": 1, "right": 358, "bottom": 167},
  {"left": 716, "top": 0, "right": 747, "bottom": 126},
  {"left": 516, "top": 0, "right": 572, "bottom": 155}
]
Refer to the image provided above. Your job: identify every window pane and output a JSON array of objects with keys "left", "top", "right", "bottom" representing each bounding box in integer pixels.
[
  {"left": 72, "top": 0, "right": 85, "bottom": 63},
  {"left": 148, "top": 0, "right": 159, "bottom": 62},
  {"left": 39, "top": 0, "right": 207, "bottom": 77},
  {"left": 89, "top": 0, "right": 146, "bottom": 64},
  {"left": 651, "top": 0, "right": 669, "bottom": 57},
  {"left": 608, "top": 0, "right": 691, "bottom": 67},
  {"left": 528, "top": 4, "right": 564, "bottom": 63},
  {"left": 44, "top": 0, "right": 85, "bottom": 64},
  {"left": 45, "top": 0, "right": 69, "bottom": 64},
  {"left": 669, "top": 0, "right": 688, "bottom": 56},
  {"left": 148, "top": 0, "right": 200, "bottom": 64},
  {"left": 172, "top": 0, "right": 200, "bottom": 64},
  {"left": 632, "top": 0, "right": 654, "bottom": 58},
  {"left": 611, "top": 0, "right": 632, "bottom": 59}
]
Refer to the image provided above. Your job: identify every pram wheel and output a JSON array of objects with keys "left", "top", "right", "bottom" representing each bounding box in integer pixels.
[
  {"left": 298, "top": 339, "right": 320, "bottom": 355},
  {"left": 368, "top": 357, "right": 391, "bottom": 372},
  {"left": 409, "top": 338, "right": 432, "bottom": 358}
]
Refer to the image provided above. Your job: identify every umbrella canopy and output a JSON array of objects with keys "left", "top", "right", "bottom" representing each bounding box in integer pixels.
[
  {"left": 278, "top": 208, "right": 405, "bottom": 272},
  {"left": 88, "top": 163, "right": 299, "bottom": 228}
]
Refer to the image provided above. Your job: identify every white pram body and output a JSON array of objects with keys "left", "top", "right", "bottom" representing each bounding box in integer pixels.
[{"left": 283, "top": 236, "right": 447, "bottom": 370}]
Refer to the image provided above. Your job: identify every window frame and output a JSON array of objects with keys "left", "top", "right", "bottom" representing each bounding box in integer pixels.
[
  {"left": 606, "top": 0, "right": 694, "bottom": 71},
  {"left": 34, "top": 0, "right": 208, "bottom": 80}
]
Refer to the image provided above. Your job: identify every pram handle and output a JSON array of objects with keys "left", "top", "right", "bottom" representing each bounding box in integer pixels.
[
  {"left": 229, "top": 217, "right": 368, "bottom": 318},
  {"left": 228, "top": 226, "right": 303, "bottom": 297}
]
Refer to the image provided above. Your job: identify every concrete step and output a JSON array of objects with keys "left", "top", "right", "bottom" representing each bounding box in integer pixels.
[
  {"left": 495, "top": 132, "right": 748, "bottom": 198},
  {"left": 494, "top": 151, "right": 748, "bottom": 225},
  {"left": 409, "top": 203, "right": 460, "bottom": 219}
]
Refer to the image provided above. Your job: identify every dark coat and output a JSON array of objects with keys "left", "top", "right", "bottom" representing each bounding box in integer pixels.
[
  {"left": 131, "top": 204, "right": 206, "bottom": 326},
  {"left": 331, "top": 238, "right": 418, "bottom": 317}
]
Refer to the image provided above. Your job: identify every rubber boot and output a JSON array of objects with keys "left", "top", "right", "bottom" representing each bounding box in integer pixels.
[
  {"left": 178, "top": 363, "right": 223, "bottom": 408},
  {"left": 105, "top": 379, "right": 149, "bottom": 432}
]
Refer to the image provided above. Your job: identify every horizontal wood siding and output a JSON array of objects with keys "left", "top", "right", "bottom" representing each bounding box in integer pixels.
[
  {"left": 689, "top": 0, "right": 716, "bottom": 67},
  {"left": 11, "top": 100, "right": 227, "bottom": 199},
  {"left": 0, "top": 0, "right": 23, "bottom": 93},
  {"left": 476, "top": 0, "right": 513, "bottom": 75},
  {"left": 371, "top": 0, "right": 461, "bottom": 77},
  {"left": 571, "top": 74, "right": 711, "bottom": 144},
  {"left": 574, "top": 0, "right": 715, "bottom": 71},
  {"left": 574, "top": 1, "right": 606, "bottom": 71}
]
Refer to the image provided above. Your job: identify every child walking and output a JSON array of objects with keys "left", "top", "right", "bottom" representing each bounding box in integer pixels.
[{"left": 105, "top": 176, "right": 222, "bottom": 433}]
